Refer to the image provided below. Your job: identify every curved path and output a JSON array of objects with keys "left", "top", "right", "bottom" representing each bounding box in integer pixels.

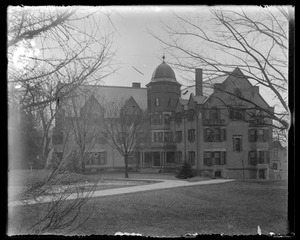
[{"left": 9, "top": 178, "right": 234, "bottom": 207}]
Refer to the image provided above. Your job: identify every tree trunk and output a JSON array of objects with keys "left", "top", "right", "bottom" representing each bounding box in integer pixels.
[
  {"left": 124, "top": 155, "right": 129, "bottom": 178},
  {"left": 81, "top": 158, "right": 86, "bottom": 174}
]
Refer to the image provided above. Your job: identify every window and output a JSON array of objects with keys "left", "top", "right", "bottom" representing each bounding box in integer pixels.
[
  {"left": 204, "top": 154, "right": 212, "bottom": 166},
  {"left": 153, "top": 113, "right": 162, "bottom": 125},
  {"left": 158, "top": 132, "right": 163, "bottom": 142},
  {"left": 257, "top": 129, "right": 268, "bottom": 142},
  {"left": 158, "top": 113, "right": 162, "bottom": 125},
  {"left": 164, "top": 114, "right": 170, "bottom": 125},
  {"left": 249, "top": 129, "right": 257, "bottom": 142},
  {"left": 214, "top": 152, "right": 221, "bottom": 165},
  {"left": 229, "top": 107, "right": 244, "bottom": 120},
  {"left": 170, "top": 132, "right": 173, "bottom": 142},
  {"left": 188, "top": 151, "right": 195, "bottom": 166},
  {"left": 210, "top": 108, "right": 219, "bottom": 120},
  {"left": 155, "top": 98, "right": 160, "bottom": 106},
  {"left": 204, "top": 152, "right": 212, "bottom": 166},
  {"left": 204, "top": 128, "right": 212, "bottom": 141},
  {"left": 167, "top": 98, "right": 171, "bottom": 106},
  {"left": 248, "top": 151, "right": 257, "bottom": 165},
  {"left": 204, "top": 128, "right": 226, "bottom": 142},
  {"left": 153, "top": 113, "right": 158, "bottom": 125},
  {"left": 233, "top": 136, "right": 242, "bottom": 152},
  {"left": 176, "top": 151, "right": 182, "bottom": 164},
  {"left": 175, "top": 131, "right": 182, "bottom": 142},
  {"left": 273, "top": 163, "right": 278, "bottom": 170},
  {"left": 204, "top": 151, "right": 226, "bottom": 166},
  {"left": 266, "top": 151, "right": 270, "bottom": 164},
  {"left": 257, "top": 129, "right": 264, "bottom": 141},
  {"left": 258, "top": 151, "right": 265, "bottom": 164},
  {"left": 188, "top": 109, "right": 195, "bottom": 121},
  {"left": 164, "top": 132, "right": 170, "bottom": 142},
  {"left": 188, "top": 129, "right": 195, "bottom": 142},
  {"left": 214, "top": 128, "right": 221, "bottom": 141},
  {"left": 153, "top": 132, "right": 157, "bottom": 142}
]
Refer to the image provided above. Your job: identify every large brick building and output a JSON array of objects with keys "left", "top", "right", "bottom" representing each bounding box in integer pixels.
[{"left": 51, "top": 56, "right": 277, "bottom": 179}]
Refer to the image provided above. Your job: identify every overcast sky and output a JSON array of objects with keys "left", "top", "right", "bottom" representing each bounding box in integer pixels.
[
  {"left": 101, "top": 6, "right": 207, "bottom": 88},
  {"left": 96, "top": 6, "right": 289, "bottom": 112}
]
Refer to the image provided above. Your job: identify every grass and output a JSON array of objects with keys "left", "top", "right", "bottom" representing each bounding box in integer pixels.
[
  {"left": 8, "top": 170, "right": 162, "bottom": 201},
  {"left": 8, "top": 180, "right": 288, "bottom": 236}
]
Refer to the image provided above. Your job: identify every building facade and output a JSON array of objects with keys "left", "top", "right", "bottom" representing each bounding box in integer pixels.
[
  {"left": 268, "top": 141, "right": 288, "bottom": 179},
  {"left": 51, "top": 57, "right": 279, "bottom": 179}
]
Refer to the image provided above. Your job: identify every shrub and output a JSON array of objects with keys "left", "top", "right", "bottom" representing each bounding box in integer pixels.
[{"left": 176, "top": 161, "right": 194, "bottom": 179}]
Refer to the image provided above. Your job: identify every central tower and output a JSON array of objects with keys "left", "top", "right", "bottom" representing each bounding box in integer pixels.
[
  {"left": 146, "top": 56, "right": 181, "bottom": 114},
  {"left": 145, "top": 56, "right": 181, "bottom": 168}
]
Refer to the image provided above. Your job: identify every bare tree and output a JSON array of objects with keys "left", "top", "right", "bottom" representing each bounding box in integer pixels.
[
  {"left": 7, "top": 6, "right": 117, "bottom": 234},
  {"left": 151, "top": 6, "right": 292, "bottom": 136},
  {"left": 8, "top": 6, "right": 117, "bottom": 110},
  {"left": 8, "top": 6, "right": 118, "bottom": 167},
  {"left": 9, "top": 125, "right": 99, "bottom": 235},
  {"left": 64, "top": 89, "right": 104, "bottom": 174},
  {"left": 103, "top": 100, "right": 149, "bottom": 178}
]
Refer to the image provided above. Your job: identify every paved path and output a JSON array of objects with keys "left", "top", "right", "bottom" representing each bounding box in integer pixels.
[{"left": 8, "top": 178, "right": 234, "bottom": 207}]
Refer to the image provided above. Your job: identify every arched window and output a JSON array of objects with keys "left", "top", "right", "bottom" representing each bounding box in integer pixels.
[{"left": 155, "top": 98, "right": 160, "bottom": 106}]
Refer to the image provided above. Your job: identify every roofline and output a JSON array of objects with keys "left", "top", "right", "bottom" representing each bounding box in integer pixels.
[
  {"left": 203, "top": 74, "right": 229, "bottom": 83},
  {"left": 203, "top": 69, "right": 272, "bottom": 108},
  {"left": 146, "top": 80, "right": 181, "bottom": 87},
  {"left": 79, "top": 84, "right": 147, "bottom": 90}
]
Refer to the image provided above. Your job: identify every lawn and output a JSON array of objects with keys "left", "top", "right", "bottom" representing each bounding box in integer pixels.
[
  {"left": 8, "top": 170, "right": 163, "bottom": 201},
  {"left": 8, "top": 180, "right": 288, "bottom": 236}
]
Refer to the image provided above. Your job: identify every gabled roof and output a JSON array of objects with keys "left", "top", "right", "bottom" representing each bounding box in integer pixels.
[
  {"left": 174, "top": 97, "right": 188, "bottom": 112},
  {"left": 63, "top": 84, "right": 147, "bottom": 117},
  {"left": 192, "top": 95, "right": 207, "bottom": 104},
  {"left": 123, "top": 96, "right": 142, "bottom": 112},
  {"left": 204, "top": 67, "right": 272, "bottom": 109},
  {"left": 80, "top": 94, "right": 104, "bottom": 115},
  {"left": 187, "top": 93, "right": 207, "bottom": 108}
]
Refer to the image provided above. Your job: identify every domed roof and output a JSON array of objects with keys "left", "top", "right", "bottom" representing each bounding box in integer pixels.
[{"left": 151, "top": 56, "right": 177, "bottom": 83}]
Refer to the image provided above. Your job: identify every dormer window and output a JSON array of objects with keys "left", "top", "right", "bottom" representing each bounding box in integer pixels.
[
  {"left": 167, "top": 97, "right": 171, "bottom": 106},
  {"left": 210, "top": 108, "right": 220, "bottom": 120}
]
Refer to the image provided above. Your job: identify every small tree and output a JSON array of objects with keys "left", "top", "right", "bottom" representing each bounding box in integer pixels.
[{"left": 176, "top": 161, "right": 194, "bottom": 179}]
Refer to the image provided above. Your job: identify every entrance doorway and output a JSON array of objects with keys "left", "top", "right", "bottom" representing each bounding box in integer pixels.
[{"left": 153, "top": 152, "right": 160, "bottom": 166}]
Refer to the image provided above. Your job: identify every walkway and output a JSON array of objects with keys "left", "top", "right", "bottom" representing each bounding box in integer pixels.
[{"left": 8, "top": 178, "right": 234, "bottom": 207}]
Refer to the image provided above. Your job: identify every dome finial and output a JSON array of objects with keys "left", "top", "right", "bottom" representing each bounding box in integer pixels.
[{"left": 162, "top": 54, "right": 165, "bottom": 62}]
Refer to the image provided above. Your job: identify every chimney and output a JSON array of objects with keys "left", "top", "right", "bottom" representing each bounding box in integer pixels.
[
  {"left": 132, "top": 82, "right": 141, "bottom": 88},
  {"left": 195, "top": 68, "right": 203, "bottom": 96}
]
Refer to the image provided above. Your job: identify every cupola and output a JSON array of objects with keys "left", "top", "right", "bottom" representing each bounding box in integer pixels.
[{"left": 151, "top": 55, "right": 177, "bottom": 83}]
